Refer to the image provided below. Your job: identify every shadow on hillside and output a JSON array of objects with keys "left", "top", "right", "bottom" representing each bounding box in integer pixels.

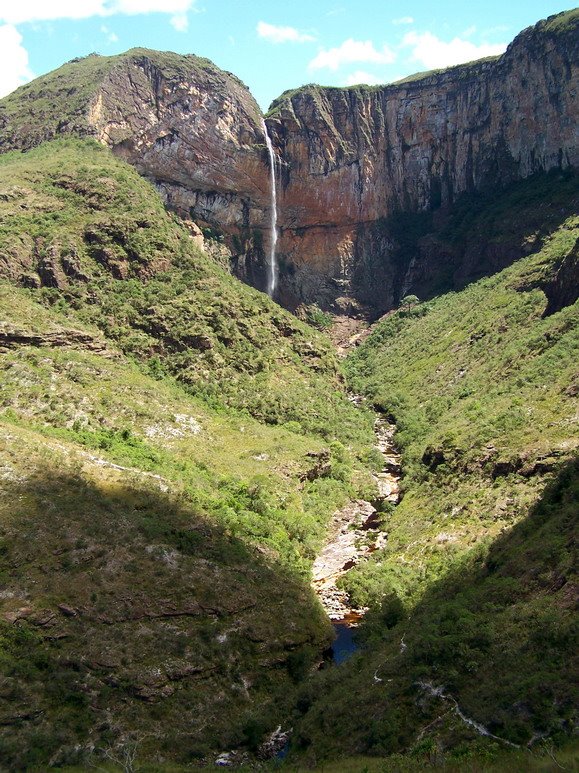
[
  {"left": 397, "top": 455, "right": 578, "bottom": 746},
  {"left": 360, "top": 169, "right": 579, "bottom": 317},
  {"left": 292, "top": 456, "right": 578, "bottom": 759},
  {"left": 0, "top": 467, "right": 329, "bottom": 769},
  {"left": 405, "top": 455, "right": 577, "bottom": 732}
]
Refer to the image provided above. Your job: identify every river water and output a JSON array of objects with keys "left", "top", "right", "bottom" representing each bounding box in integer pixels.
[{"left": 331, "top": 622, "right": 359, "bottom": 664}]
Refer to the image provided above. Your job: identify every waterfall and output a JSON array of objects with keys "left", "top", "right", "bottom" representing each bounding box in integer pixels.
[{"left": 262, "top": 120, "right": 278, "bottom": 298}]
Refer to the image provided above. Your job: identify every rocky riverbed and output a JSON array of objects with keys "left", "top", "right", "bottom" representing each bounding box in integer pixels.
[{"left": 312, "top": 403, "right": 401, "bottom": 623}]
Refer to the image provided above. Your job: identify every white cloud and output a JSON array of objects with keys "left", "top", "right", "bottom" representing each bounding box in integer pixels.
[
  {"left": 257, "top": 21, "right": 315, "bottom": 44},
  {"left": 100, "top": 24, "right": 118, "bottom": 42},
  {"left": 170, "top": 13, "right": 188, "bottom": 32},
  {"left": 309, "top": 39, "right": 396, "bottom": 71},
  {"left": 0, "top": 24, "right": 34, "bottom": 97},
  {"left": 343, "top": 70, "right": 382, "bottom": 86},
  {"left": 0, "top": 0, "right": 197, "bottom": 25},
  {"left": 401, "top": 31, "right": 506, "bottom": 70},
  {"left": 393, "top": 16, "right": 414, "bottom": 25},
  {"left": 0, "top": 1, "right": 105, "bottom": 24}
]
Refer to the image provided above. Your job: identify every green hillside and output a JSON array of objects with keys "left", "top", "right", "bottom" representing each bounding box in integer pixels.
[
  {"left": 0, "top": 139, "right": 375, "bottom": 768},
  {"left": 0, "top": 49, "right": 245, "bottom": 151},
  {"left": 0, "top": 136, "right": 576, "bottom": 773},
  {"left": 287, "top": 190, "right": 578, "bottom": 762},
  {"left": 343, "top": 209, "right": 578, "bottom": 605},
  {"left": 0, "top": 23, "right": 576, "bottom": 771},
  {"left": 0, "top": 138, "right": 371, "bottom": 444}
]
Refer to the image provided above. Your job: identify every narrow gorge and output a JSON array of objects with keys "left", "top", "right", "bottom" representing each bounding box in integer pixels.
[{"left": 0, "top": 7, "right": 576, "bottom": 771}]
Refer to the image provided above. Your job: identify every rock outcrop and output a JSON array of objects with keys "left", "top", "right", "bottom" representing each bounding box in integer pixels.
[
  {"left": 0, "top": 50, "right": 275, "bottom": 292},
  {"left": 0, "top": 12, "right": 577, "bottom": 310},
  {"left": 0, "top": 325, "right": 112, "bottom": 355},
  {"left": 541, "top": 235, "right": 579, "bottom": 316},
  {"left": 265, "top": 12, "right": 578, "bottom": 310}
]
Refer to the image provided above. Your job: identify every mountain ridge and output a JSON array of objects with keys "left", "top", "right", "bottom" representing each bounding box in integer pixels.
[{"left": 1, "top": 9, "right": 577, "bottom": 310}]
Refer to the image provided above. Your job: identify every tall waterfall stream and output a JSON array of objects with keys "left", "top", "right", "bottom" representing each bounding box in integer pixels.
[{"left": 262, "top": 121, "right": 278, "bottom": 298}]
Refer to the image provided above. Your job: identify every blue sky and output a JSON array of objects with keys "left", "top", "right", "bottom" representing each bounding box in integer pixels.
[{"left": 0, "top": 1, "right": 573, "bottom": 109}]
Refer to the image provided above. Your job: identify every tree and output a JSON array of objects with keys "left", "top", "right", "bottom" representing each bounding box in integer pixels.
[
  {"left": 399, "top": 294, "right": 419, "bottom": 311},
  {"left": 93, "top": 735, "right": 144, "bottom": 773}
]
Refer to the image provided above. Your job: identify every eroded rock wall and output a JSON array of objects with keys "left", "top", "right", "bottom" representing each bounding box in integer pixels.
[
  {"left": 0, "top": 14, "right": 576, "bottom": 311},
  {"left": 265, "top": 15, "right": 578, "bottom": 311},
  {"left": 83, "top": 53, "right": 277, "bottom": 290}
]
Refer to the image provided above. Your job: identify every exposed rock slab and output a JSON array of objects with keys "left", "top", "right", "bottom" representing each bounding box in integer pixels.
[{"left": 0, "top": 325, "right": 113, "bottom": 355}]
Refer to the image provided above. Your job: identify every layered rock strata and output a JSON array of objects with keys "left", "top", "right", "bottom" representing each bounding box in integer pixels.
[
  {"left": 266, "top": 14, "right": 578, "bottom": 309},
  {"left": 0, "top": 13, "right": 576, "bottom": 309},
  {"left": 0, "top": 50, "right": 275, "bottom": 292}
]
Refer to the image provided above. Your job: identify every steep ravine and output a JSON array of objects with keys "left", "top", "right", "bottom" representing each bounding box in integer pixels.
[
  {"left": 312, "top": 396, "right": 401, "bottom": 624},
  {"left": 209, "top": 399, "right": 402, "bottom": 766}
]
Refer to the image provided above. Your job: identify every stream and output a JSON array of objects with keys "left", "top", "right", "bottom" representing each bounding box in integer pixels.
[
  {"left": 217, "top": 398, "right": 402, "bottom": 766},
  {"left": 312, "top": 395, "right": 402, "bottom": 650}
]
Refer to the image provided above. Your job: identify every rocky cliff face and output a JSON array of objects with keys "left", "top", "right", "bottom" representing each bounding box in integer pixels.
[
  {"left": 0, "top": 49, "right": 276, "bottom": 292},
  {"left": 0, "top": 13, "right": 577, "bottom": 312},
  {"left": 265, "top": 13, "right": 578, "bottom": 312},
  {"left": 88, "top": 52, "right": 277, "bottom": 291}
]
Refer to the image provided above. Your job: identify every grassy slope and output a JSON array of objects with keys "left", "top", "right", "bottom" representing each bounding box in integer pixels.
[
  {"left": 0, "top": 28, "right": 576, "bottom": 768},
  {"left": 0, "top": 138, "right": 372, "bottom": 445},
  {"left": 286, "top": 195, "right": 578, "bottom": 761},
  {"left": 272, "top": 744, "right": 579, "bottom": 773},
  {"left": 0, "top": 140, "right": 375, "bottom": 768},
  {"left": 343, "top": 215, "right": 578, "bottom": 605},
  {"left": 0, "top": 417, "right": 328, "bottom": 767}
]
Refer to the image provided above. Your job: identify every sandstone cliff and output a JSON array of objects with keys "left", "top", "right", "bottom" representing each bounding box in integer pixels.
[
  {"left": 265, "top": 11, "right": 578, "bottom": 311},
  {"left": 0, "top": 49, "right": 275, "bottom": 291},
  {"left": 0, "top": 12, "right": 577, "bottom": 312}
]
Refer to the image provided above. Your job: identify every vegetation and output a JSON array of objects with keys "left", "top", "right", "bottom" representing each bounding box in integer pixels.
[
  {"left": 281, "top": 741, "right": 579, "bottom": 772},
  {"left": 287, "top": 188, "right": 578, "bottom": 761},
  {"left": 391, "top": 55, "right": 500, "bottom": 87},
  {"left": 0, "top": 139, "right": 373, "bottom": 446},
  {"left": 0, "top": 48, "right": 250, "bottom": 150},
  {"left": 398, "top": 294, "right": 419, "bottom": 311},
  {"left": 541, "top": 7, "right": 579, "bottom": 33},
  {"left": 0, "top": 414, "right": 331, "bottom": 768},
  {"left": 299, "top": 303, "right": 334, "bottom": 331},
  {"left": 344, "top": 213, "right": 578, "bottom": 607},
  {"left": 0, "top": 14, "right": 577, "bottom": 768},
  {"left": 341, "top": 215, "right": 578, "bottom": 605},
  {"left": 0, "top": 139, "right": 376, "bottom": 768},
  {"left": 50, "top": 739, "right": 579, "bottom": 771}
]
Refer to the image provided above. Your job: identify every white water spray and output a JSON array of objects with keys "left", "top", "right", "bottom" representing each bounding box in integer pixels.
[{"left": 262, "top": 120, "right": 278, "bottom": 298}]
